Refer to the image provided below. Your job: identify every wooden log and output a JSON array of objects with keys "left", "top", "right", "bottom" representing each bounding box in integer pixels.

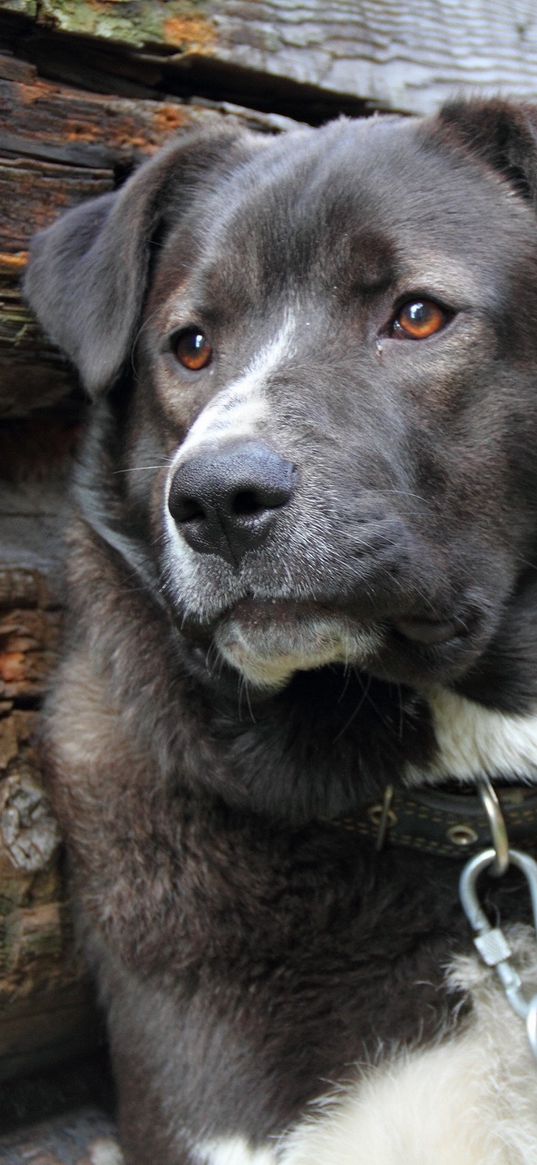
[
  {"left": 2, "top": 0, "right": 220, "bottom": 52},
  {"left": 0, "top": 414, "right": 81, "bottom": 582},
  {"left": 0, "top": 687, "right": 53, "bottom": 874},
  {"left": 3, "top": 0, "right": 537, "bottom": 116},
  {"left": 0, "top": 566, "right": 53, "bottom": 610},
  {"left": 0, "top": 156, "right": 113, "bottom": 253},
  {"left": 0, "top": 695, "right": 101, "bottom": 1082},
  {"left": 0, "top": 254, "right": 76, "bottom": 417},
  {"left": 0, "top": 607, "right": 61, "bottom": 700},
  {"left": 0, "top": 60, "right": 269, "bottom": 171},
  {"left": 0, "top": 696, "right": 101, "bottom": 1082},
  {"left": 0, "top": 415, "right": 103, "bottom": 1083},
  {"left": 0, "top": 980, "right": 102, "bottom": 1083},
  {"left": 0, "top": 703, "right": 60, "bottom": 926}
]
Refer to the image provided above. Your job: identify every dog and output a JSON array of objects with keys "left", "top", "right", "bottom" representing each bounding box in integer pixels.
[{"left": 24, "top": 99, "right": 537, "bottom": 1163}]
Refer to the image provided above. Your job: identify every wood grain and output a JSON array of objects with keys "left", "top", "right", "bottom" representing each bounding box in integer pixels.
[
  {"left": 0, "top": 253, "right": 76, "bottom": 418},
  {"left": 0, "top": 687, "right": 100, "bottom": 1083},
  {"left": 3, "top": 0, "right": 537, "bottom": 114},
  {"left": 0, "top": 413, "right": 101, "bottom": 1083},
  {"left": 0, "top": 64, "right": 276, "bottom": 171}
]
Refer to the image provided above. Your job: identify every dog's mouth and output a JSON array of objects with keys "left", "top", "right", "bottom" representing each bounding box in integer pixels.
[
  {"left": 392, "top": 615, "right": 469, "bottom": 646},
  {"left": 212, "top": 597, "right": 476, "bottom": 690},
  {"left": 213, "top": 597, "right": 377, "bottom": 689}
]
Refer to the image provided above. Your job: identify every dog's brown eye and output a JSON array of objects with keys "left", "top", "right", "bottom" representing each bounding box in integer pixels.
[
  {"left": 172, "top": 329, "right": 212, "bottom": 371},
  {"left": 393, "top": 300, "right": 447, "bottom": 340}
]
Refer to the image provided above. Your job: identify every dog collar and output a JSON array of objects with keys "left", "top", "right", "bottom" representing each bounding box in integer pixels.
[{"left": 330, "top": 783, "right": 537, "bottom": 859}]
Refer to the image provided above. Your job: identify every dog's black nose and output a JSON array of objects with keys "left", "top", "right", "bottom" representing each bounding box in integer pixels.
[{"left": 168, "top": 440, "right": 297, "bottom": 563}]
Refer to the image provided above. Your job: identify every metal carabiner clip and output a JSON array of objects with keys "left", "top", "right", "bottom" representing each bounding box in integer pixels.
[{"left": 459, "top": 847, "right": 537, "bottom": 1061}]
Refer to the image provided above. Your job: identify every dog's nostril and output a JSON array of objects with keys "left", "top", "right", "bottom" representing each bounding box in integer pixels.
[
  {"left": 231, "top": 487, "right": 290, "bottom": 517},
  {"left": 174, "top": 496, "right": 206, "bottom": 523},
  {"left": 232, "top": 489, "right": 266, "bottom": 517}
]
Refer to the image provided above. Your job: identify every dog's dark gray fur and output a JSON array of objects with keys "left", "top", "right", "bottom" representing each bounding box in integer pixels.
[{"left": 24, "top": 100, "right": 537, "bottom": 1161}]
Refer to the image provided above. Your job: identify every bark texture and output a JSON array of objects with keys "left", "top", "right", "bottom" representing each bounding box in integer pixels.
[
  {"left": 3, "top": 0, "right": 537, "bottom": 115},
  {"left": 0, "top": 528, "right": 100, "bottom": 1082}
]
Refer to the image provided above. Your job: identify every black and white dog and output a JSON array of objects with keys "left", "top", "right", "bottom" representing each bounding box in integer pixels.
[{"left": 25, "top": 99, "right": 537, "bottom": 1163}]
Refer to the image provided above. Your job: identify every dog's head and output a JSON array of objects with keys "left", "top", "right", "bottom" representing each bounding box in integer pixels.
[{"left": 24, "top": 102, "right": 537, "bottom": 707}]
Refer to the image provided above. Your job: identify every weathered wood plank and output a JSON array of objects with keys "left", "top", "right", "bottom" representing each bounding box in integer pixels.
[
  {"left": 0, "top": 693, "right": 99, "bottom": 1083},
  {"left": 0, "top": 695, "right": 99, "bottom": 1082},
  {"left": 0, "top": 607, "right": 61, "bottom": 700},
  {"left": 0, "top": 49, "right": 36, "bottom": 82},
  {"left": 0, "top": 567, "right": 54, "bottom": 610},
  {"left": 0, "top": 415, "right": 80, "bottom": 578},
  {"left": 0, "top": 255, "right": 77, "bottom": 417},
  {"left": 4, "top": 0, "right": 537, "bottom": 115},
  {"left": 3, "top": 0, "right": 218, "bottom": 51},
  {"left": 0, "top": 59, "right": 293, "bottom": 178},
  {"left": 0, "top": 982, "right": 101, "bottom": 1082},
  {"left": 0, "top": 0, "right": 36, "bottom": 13},
  {"left": 0, "top": 67, "right": 248, "bottom": 171},
  {"left": 0, "top": 157, "right": 113, "bottom": 253},
  {"left": 0, "top": 414, "right": 101, "bottom": 1083}
]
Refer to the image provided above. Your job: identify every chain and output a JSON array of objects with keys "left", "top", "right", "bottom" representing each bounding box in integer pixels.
[{"left": 459, "top": 775, "right": 537, "bottom": 1063}]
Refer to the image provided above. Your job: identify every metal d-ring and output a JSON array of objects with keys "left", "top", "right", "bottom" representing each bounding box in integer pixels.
[{"left": 477, "top": 773, "right": 510, "bottom": 876}]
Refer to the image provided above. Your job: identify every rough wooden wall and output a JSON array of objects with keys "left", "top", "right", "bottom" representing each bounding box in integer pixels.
[{"left": 3, "top": 0, "right": 537, "bottom": 116}]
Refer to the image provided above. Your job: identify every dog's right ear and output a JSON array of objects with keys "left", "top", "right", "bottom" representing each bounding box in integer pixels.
[
  {"left": 435, "top": 99, "right": 537, "bottom": 205},
  {"left": 24, "top": 128, "right": 262, "bottom": 397}
]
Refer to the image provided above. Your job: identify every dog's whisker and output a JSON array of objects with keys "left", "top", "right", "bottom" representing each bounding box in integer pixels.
[
  {"left": 333, "top": 671, "right": 372, "bottom": 742},
  {"left": 515, "top": 553, "right": 537, "bottom": 570},
  {"left": 375, "top": 488, "right": 431, "bottom": 506},
  {"left": 130, "top": 303, "right": 167, "bottom": 364},
  {"left": 243, "top": 679, "right": 256, "bottom": 723},
  {"left": 237, "top": 675, "right": 250, "bottom": 721},
  {"left": 113, "top": 463, "right": 173, "bottom": 474},
  {"left": 337, "top": 664, "right": 352, "bottom": 704},
  {"left": 396, "top": 682, "right": 404, "bottom": 740}
]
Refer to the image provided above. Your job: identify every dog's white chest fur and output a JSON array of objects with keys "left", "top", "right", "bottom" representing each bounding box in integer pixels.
[
  {"left": 411, "top": 688, "right": 537, "bottom": 785},
  {"left": 195, "top": 935, "right": 537, "bottom": 1165}
]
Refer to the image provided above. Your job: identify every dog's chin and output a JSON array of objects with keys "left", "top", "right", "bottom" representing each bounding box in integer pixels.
[
  {"left": 213, "top": 599, "right": 383, "bottom": 690},
  {"left": 212, "top": 598, "right": 487, "bottom": 691}
]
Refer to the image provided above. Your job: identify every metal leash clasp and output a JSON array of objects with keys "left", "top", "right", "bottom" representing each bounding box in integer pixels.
[{"left": 459, "top": 775, "right": 537, "bottom": 1062}]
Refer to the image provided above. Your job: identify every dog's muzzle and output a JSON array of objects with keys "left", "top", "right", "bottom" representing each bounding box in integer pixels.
[
  {"left": 168, "top": 438, "right": 297, "bottom": 565},
  {"left": 165, "top": 438, "right": 495, "bottom": 691}
]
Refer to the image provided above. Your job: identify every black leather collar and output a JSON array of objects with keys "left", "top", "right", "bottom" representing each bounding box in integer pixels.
[{"left": 330, "top": 784, "right": 537, "bottom": 859}]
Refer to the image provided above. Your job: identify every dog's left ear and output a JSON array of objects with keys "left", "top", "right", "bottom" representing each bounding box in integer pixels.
[
  {"left": 436, "top": 98, "right": 537, "bottom": 204},
  {"left": 23, "top": 127, "right": 264, "bottom": 396}
]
